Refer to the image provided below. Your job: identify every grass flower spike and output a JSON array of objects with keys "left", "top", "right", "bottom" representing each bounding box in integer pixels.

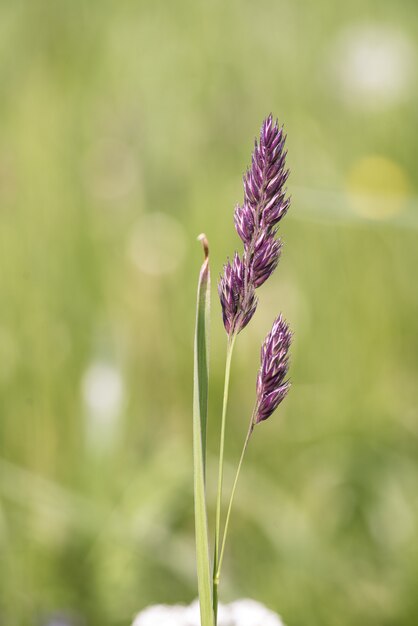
[{"left": 219, "top": 115, "right": 290, "bottom": 336}]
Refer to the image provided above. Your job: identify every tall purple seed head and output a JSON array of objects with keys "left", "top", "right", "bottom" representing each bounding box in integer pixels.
[
  {"left": 254, "top": 314, "right": 292, "bottom": 424},
  {"left": 219, "top": 115, "right": 290, "bottom": 335}
]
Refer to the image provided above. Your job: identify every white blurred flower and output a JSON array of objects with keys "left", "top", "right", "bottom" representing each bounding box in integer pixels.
[
  {"left": 185, "top": 600, "right": 233, "bottom": 625},
  {"left": 229, "top": 599, "right": 285, "bottom": 626},
  {"left": 132, "top": 605, "right": 190, "bottom": 626},
  {"left": 330, "top": 23, "right": 416, "bottom": 110},
  {"left": 132, "top": 599, "right": 285, "bottom": 626}
]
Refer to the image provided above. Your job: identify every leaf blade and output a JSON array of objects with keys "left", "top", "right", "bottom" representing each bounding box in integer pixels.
[{"left": 193, "top": 234, "right": 215, "bottom": 626}]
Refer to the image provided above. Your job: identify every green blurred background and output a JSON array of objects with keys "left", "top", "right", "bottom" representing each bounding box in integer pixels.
[{"left": 0, "top": 0, "right": 417, "bottom": 624}]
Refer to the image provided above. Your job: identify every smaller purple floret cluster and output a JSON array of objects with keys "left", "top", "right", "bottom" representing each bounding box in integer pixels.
[
  {"left": 218, "top": 253, "right": 258, "bottom": 336},
  {"left": 218, "top": 115, "right": 290, "bottom": 336},
  {"left": 254, "top": 314, "right": 292, "bottom": 424}
]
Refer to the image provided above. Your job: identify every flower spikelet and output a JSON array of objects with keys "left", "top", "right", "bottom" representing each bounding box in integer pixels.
[
  {"left": 218, "top": 253, "right": 257, "bottom": 335},
  {"left": 254, "top": 314, "right": 292, "bottom": 424}
]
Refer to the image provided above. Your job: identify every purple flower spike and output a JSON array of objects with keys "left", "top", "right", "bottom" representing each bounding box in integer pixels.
[
  {"left": 218, "top": 253, "right": 257, "bottom": 335},
  {"left": 219, "top": 115, "right": 290, "bottom": 336},
  {"left": 254, "top": 314, "right": 292, "bottom": 424}
]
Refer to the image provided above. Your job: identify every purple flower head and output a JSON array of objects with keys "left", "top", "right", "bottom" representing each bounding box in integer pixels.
[
  {"left": 218, "top": 253, "right": 257, "bottom": 335},
  {"left": 254, "top": 314, "right": 292, "bottom": 424},
  {"left": 220, "top": 115, "right": 290, "bottom": 336}
]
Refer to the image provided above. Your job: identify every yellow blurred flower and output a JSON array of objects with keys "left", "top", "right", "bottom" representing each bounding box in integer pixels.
[{"left": 346, "top": 155, "right": 410, "bottom": 219}]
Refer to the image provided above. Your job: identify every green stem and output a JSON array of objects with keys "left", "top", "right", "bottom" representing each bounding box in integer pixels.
[
  {"left": 215, "top": 417, "right": 254, "bottom": 584},
  {"left": 213, "top": 333, "right": 236, "bottom": 621}
]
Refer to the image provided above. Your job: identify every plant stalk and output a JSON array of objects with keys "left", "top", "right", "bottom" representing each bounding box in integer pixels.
[
  {"left": 215, "top": 417, "right": 254, "bottom": 584},
  {"left": 213, "top": 333, "right": 236, "bottom": 621}
]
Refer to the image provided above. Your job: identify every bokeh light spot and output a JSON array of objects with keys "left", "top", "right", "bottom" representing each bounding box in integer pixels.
[
  {"left": 346, "top": 155, "right": 410, "bottom": 220},
  {"left": 82, "top": 360, "right": 125, "bottom": 451},
  {"left": 331, "top": 24, "right": 416, "bottom": 110},
  {"left": 129, "top": 212, "right": 187, "bottom": 275},
  {"left": 84, "top": 138, "right": 140, "bottom": 202}
]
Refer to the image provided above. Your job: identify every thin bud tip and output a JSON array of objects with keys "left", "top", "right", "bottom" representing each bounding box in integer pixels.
[{"left": 197, "top": 233, "right": 209, "bottom": 260}]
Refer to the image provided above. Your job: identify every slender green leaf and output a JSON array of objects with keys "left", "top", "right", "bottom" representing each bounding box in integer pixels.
[{"left": 193, "top": 234, "right": 215, "bottom": 626}]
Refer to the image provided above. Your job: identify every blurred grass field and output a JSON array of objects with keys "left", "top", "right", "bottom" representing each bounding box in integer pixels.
[{"left": 0, "top": 1, "right": 417, "bottom": 625}]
